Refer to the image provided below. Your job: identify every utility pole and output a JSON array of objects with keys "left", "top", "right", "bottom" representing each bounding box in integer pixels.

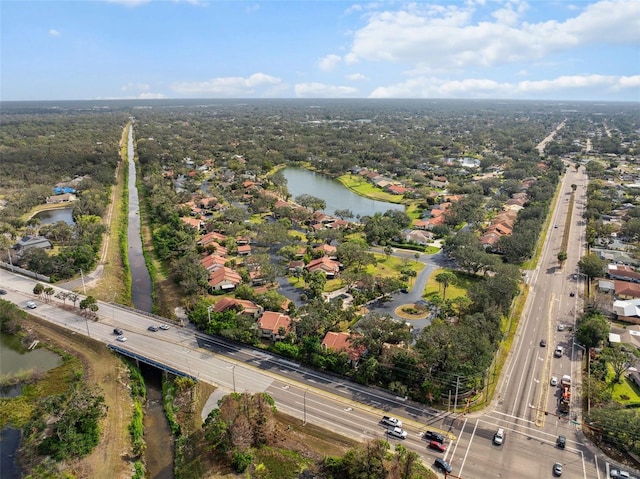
[{"left": 453, "top": 376, "right": 460, "bottom": 413}]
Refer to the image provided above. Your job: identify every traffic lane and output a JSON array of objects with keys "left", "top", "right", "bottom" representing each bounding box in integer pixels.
[
  {"left": 267, "top": 381, "right": 431, "bottom": 451},
  {"left": 456, "top": 419, "right": 589, "bottom": 479}
]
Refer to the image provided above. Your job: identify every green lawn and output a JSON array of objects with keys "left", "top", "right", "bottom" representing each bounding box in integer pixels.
[
  {"left": 424, "top": 268, "right": 478, "bottom": 300},
  {"left": 337, "top": 174, "right": 405, "bottom": 204},
  {"left": 607, "top": 365, "right": 640, "bottom": 405}
]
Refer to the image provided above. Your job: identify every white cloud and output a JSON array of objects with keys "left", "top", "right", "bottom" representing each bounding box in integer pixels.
[
  {"left": 368, "top": 74, "right": 640, "bottom": 99},
  {"left": 294, "top": 82, "right": 359, "bottom": 98},
  {"left": 346, "top": 0, "right": 639, "bottom": 71},
  {"left": 138, "top": 92, "right": 166, "bottom": 99},
  {"left": 171, "top": 73, "right": 283, "bottom": 97},
  {"left": 318, "top": 54, "right": 342, "bottom": 72},
  {"left": 49, "top": 29, "right": 61, "bottom": 37},
  {"left": 120, "top": 82, "right": 151, "bottom": 92},
  {"left": 346, "top": 73, "right": 367, "bottom": 81}
]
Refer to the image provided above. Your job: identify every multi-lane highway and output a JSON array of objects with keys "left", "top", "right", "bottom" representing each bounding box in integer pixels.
[{"left": 1, "top": 164, "right": 636, "bottom": 477}]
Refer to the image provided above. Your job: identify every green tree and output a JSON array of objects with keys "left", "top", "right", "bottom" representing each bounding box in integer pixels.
[
  {"left": 557, "top": 251, "right": 567, "bottom": 265},
  {"left": 575, "top": 312, "right": 609, "bottom": 349},
  {"left": 578, "top": 253, "right": 606, "bottom": 280},
  {"left": 603, "top": 344, "right": 636, "bottom": 384},
  {"left": 435, "top": 271, "right": 457, "bottom": 300}
]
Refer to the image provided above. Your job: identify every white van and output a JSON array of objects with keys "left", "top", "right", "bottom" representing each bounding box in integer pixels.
[{"left": 493, "top": 428, "right": 505, "bottom": 445}]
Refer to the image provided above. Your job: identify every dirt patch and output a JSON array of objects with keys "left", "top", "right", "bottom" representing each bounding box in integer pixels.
[{"left": 19, "top": 316, "right": 134, "bottom": 479}]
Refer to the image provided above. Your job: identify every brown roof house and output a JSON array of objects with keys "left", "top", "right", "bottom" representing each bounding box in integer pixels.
[
  {"left": 256, "top": 311, "right": 293, "bottom": 341},
  {"left": 213, "top": 297, "right": 263, "bottom": 319},
  {"left": 200, "top": 253, "right": 227, "bottom": 272},
  {"left": 306, "top": 256, "right": 341, "bottom": 278},
  {"left": 208, "top": 267, "right": 242, "bottom": 291},
  {"left": 321, "top": 331, "right": 366, "bottom": 367},
  {"left": 614, "top": 280, "right": 640, "bottom": 300},
  {"left": 608, "top": 264, "right": 640, "bottom": 283}
]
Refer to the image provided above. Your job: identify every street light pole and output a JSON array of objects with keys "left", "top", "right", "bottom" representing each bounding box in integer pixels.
[
  {"left": 232, "top": 364, "right": 236, "bottom": 393},
  {"left": 303, "top": 389, "right": 307, "bottom": 425}
]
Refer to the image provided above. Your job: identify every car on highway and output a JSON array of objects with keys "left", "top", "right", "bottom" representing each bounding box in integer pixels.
[
  {"left": 550, "top": 376, "right": 558, "bottom": 386},
  {"left": 573, "top": 274, "right": 578, "bottom": 280},
  {"left": 159, "top": 324, "right": 170, "bottom": 330},
  {"left": 113, "top": 328, "right": 123, "bottom": 335},
  {"left": 380, "top": 416, "right": 403, "bottom": 428},
  {"left": 554, "top": 346, "right": 564, "bottom": 357},
  {"left": 26, "top": 300, "right": 37, "bottom": 309},
  {"left": 569, "top": 291, "right": 575, "bottom": 297},
  {"left": 553, "top": 462, "right": 563, "bottom": 476},
  {"left": 428, "top": 440, "right": 447, "bottom": 452},
  {"left": 434, "top": 458, "right": 452, "bottom": 473},
  {"left": 387, "top": 427, "right": 408, "bottom": 439},
  {"left": 424, "top": 431, "right": 445, "bottom": 443},
  {"left": 148, "top": 325, "right": 160, "bottom": 332},
  {"left": 0, "top": 288, "right": 7, "bottom": 295},
  {"left": 116, "top": 335, "right": 127, "bottom": 342},
  {"left": 557, "top": 323, "right": 565, "bottom": 331},
  {"left": 540, "top": 339, "right": 547, "bottom": 347},
  {"left": 556, "top": 435, "right": 566, "bottom": 448}
]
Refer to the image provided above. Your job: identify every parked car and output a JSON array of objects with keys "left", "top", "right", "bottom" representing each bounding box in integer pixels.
[
  {"left": 387, "top": 427, "right": 408, "bottom": 439},
  {"left": 556, "top": 435, "right": 566, "bottom": 448},
  {"left": 428, "top": 440, "right": 447, "bottom": 452},
  {"left": 381, "top": 416, "right": 403, "bottom": 428},
  {"left": 116, "top": 335, "right": 127, "bottom": 342},
  {"left": 493, "top": 428, "right": 505, "bottom": 445},
  {"left": 553, "top": 462, "right": 563, "bottom": 476},
  {"left": 434, "top": 458, "right": 453, "bottom": 473},
  {"left": 0, "top": 288, "right": 7, "bottom": 295},
  {"left": 550, "top": 376, "right": 558, "bottom": 386},
  {"left": 26, "top": 301, "right": 37, "bottom": 309},
  {"left": 610, "top": 469, "right": 631, "bottom": 479},
  {"left": 424, "top": 431, "right": 445, "bottom": 443},
  {"left": 159, "top": 324, "right": 170, "bottom": 330},
  {"left": 557, "top": 323, "right": 565, "bottom": 331},
  {"left": 148, "top": 325, "right": 160, "bottom": 332},
  {"left": 113, "top": 328, "right": 123, "bottom": 335}
]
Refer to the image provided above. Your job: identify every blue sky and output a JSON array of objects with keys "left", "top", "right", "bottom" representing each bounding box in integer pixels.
[{"left": 1, "top": 0, "right": 639, "bottom": 101}]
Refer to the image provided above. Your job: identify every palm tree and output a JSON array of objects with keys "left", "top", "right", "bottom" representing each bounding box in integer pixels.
[{"left": 435, "top": 271, "right": 456, "bottom": 300}]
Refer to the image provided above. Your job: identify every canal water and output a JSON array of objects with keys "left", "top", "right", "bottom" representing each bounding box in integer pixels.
[
  {"left": 0, "top": 332, "right": 63, "bottom": 479},
  {"left": 126, "top": 125, "right": 172, "bottom": 478},
  {"left": 281, "top": 166, "right": 404, "bottom": 219}
]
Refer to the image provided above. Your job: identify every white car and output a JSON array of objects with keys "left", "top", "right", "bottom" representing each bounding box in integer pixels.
[
  {"left": 387, "top": 427, "right": 408, "bottom": 439},
  {"left": 554, "top": 346, "right": 564, "bottom": 357},
  {"left": 26, "top": 300, "right": 37, "bottom": 309},
  {"left": 116, "top": 335, "right": 127, "bottom": 342},
  {"left": 381, "top": 416, "right": 403, "bottom": 428},
  {"left": 550, "top": 376, "right": 558, "bottom": 386},
  {"left": 159, "top": 324, "right": 170, "bottom": 330}
]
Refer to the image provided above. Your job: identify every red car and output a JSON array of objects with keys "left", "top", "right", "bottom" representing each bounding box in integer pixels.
[{"left": 429, "top": 440, "right": 447, "bottom": 452}]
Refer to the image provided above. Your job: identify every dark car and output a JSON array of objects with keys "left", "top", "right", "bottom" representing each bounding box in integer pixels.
[
  {"left": 569, "top": 291, "right": 575, "bottom": 297},
  {"left": 424, "top": 431, "right": 445, "bottom": 443},
  {"left": 540, "top": 339, "right": 547, "bottom": 347},
  {"left": 556, "top": 435, "right": 566, "bottom": 449},
  {"left": 113, "top": 328, "right": 123, "bottom": 335},
  {"left": 0, "top": 288, "right": 7, "bottom": 295},
  {"left": 148, "top": 325, "right": 160, "bottom": 332},
  {"left": 434, "top": 458, "right": 452, "bottom": 473}
]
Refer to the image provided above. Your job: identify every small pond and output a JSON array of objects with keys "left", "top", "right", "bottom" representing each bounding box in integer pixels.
[{"left": 34, "top": 207, "right": 74, "bottom": 225}]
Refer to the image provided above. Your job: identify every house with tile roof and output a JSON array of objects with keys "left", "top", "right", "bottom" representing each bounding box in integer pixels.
[
  {"left": 198, "top": 231, "right": 227, "bottom": 247},
  {"left": 257, "top": 311, "right": 293, "bottom": 341},
  {"left": 313, "top": 243, "right": 337, "bottom": 258},
  {"left": 608, "top": 264, "right": 640, "bottom": 283},
  {"left": 306, "top": 256, "right": 340, "bottom": 278},
  {"left": 208, "top": 267, "right": 242, "bottom": 291},
  {"left": 321, "top": 331, "right": 366, "bottom": 367},
  {"left": 614, "top": 280, "right": 640, "bottom": 299},
  {"left": 213, "top": 297, "right": 263, "bottom": 319},
  {"left": 181, "top": 217, "right": 204, "bottom": 230},
  {"left": 200, "top": 253, "right": 227, "bottom": 272}
]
